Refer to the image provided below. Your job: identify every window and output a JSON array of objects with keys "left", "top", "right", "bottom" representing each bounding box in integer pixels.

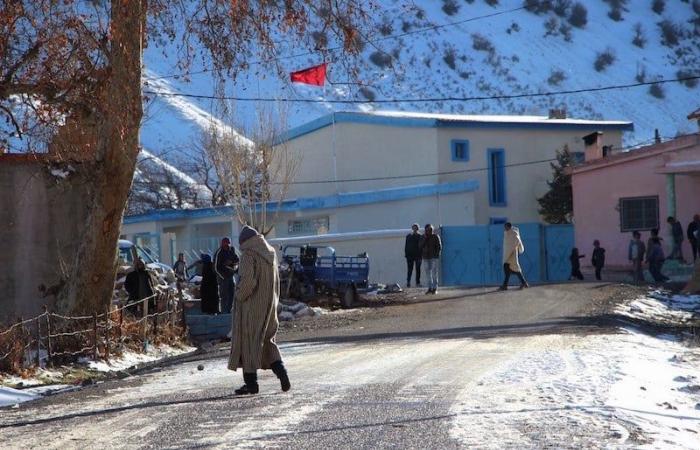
[
  {"left": 619, "top": 196, "right": 659, "bottom": 232},
  {"left": 451, "top": 140, "right": 470, "bottom": 162},
  {"left": 490, "top": 217, "right": 508, "bottom": 225},
  {"left": 488, "top": 149, "right": 506, "bottom": 206},
  {"left": 288, "top": 216, "right": 330, "bottom": 236}
]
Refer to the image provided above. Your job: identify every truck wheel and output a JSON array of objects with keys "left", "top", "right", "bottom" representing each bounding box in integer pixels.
[{"left": 341, "top": 285, "right": 356, "bottom": 309}]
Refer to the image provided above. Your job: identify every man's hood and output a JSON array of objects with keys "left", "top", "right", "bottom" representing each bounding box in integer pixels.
[{"left": 240, "top": 234, "right": 276, "bottom": 264}]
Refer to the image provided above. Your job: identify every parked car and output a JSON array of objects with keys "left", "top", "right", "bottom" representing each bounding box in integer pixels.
[{"left": 118, "top": 239, "right": 176, "bottom": 283}]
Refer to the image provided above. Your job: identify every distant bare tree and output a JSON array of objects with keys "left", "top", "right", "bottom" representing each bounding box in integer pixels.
[{"left": 204, "top": 107, "right": 300, "bottom": 236}]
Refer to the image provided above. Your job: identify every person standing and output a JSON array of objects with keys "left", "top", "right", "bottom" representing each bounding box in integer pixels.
[
  {"left": 628, "top": 231, "right": 646, "bottom": 284},
  {"left": 124, "top": 258, "right": 157, "bottom": 314},
  {"left": 214, "top": 237, "right": 239, "bottom": 314},
  {"left": 199, "top": 254, "right": 220, "bottom": 315},
  {"left": 422, "top": 224, "right": 442, "bottom": 295},
  {"left": 667, "top": 216, "right": 685, "bottom": 262},
  {"left": 569, "top": 248, "right": 585, "bottom": 281},
  {"left": 500, "top": 223, "right": 528, "bottom": 290},
  {"left": 228, "top": 226, "right": 290, "bottom": 395},
  {"left": 404, "top": 223, "right": 423, "bottom": 287},
  {"left": 591, "top": 240, "right": 606, "bottom": 281},
  {"left": 687, "top": 214, "right": 700, "bottom": 262},
  {"left": 647, "top": 237, "right": 669, "bottom": 283},
  {"left": 172, "top": 253, "right": 189, "bottom": 289}
]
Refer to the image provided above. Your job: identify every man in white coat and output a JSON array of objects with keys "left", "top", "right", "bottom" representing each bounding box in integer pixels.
[{"left": 500, "top": 222, "right": 529, "bottom": 290}]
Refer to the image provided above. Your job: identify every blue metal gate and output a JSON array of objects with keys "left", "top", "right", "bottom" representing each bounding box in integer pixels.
[{"left": 441, "top": 223, "right": 572, "bottom": 286}]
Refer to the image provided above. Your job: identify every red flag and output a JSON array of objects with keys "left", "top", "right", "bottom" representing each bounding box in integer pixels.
[{"left": 290, "top": 63, "right": 327, "bottom": 86}]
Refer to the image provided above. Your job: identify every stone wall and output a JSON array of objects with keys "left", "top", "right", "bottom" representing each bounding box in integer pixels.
[{"left": 0, "top": 156, "right": 94, "bottom": 324}]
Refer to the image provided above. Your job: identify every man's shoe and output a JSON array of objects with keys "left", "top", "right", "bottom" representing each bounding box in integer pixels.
[
  {"left": 406, "top": 282, "right": 411, "bottom": 288},
  {"left": 271, "top": 360, "right": 291, "bottom": 392},
  {"left": 425, "top": 289, "right": 433, "bottom": 295},
  {"left": 498, "top": 286, "right": 507, "bottom": 291},
  {"left": 235, "top": 372, "right": 259, "bottom": 395}
]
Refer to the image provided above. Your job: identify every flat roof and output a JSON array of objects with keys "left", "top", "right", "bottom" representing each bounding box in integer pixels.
[{"left": 276, "top": 111, "right": 634, "bottom": 144}]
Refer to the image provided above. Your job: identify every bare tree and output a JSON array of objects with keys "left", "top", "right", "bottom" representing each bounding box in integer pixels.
[
  {"left": 205, "top": 107, "right": 300, "bottom": 236},
  {"left": 1, "top": 1, "right": 373, "bottom": 314}
]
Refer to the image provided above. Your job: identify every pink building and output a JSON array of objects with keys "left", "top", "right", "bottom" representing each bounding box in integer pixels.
[{"left": 571, "top": 126, "right": 700, "bottom": 268}]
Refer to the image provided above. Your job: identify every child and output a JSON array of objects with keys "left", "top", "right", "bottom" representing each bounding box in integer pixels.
[
  {"left": 591, "top": 240, "right": 606, "bottom": 281},
  {"left": 647, "top": 237, "right": 669, "bottom": 283},
  {"left": 569, "top": 248, "right": 585, "bottom": 280},
  {"left": 628, "top": 231, "right": 646, "bottom": 284}
]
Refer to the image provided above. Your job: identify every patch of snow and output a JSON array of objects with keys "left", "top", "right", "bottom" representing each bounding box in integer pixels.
[
  {"left": 0, "top": 386, "right": 39, "bottom": 408},
  {"left": 616, "top": 291, "right": 700, "bottom": 326},
  {"left": 80, "top": 344, "right": 196, "bottom": 373},
  {"left": 50, "top": 168, "right": 70, "bottom": 179}
]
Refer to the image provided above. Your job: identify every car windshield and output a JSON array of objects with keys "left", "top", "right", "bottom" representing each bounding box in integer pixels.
[
  {"left": 136, "top": 246, "right": 157, "bottom": 264},
  {"left": 118, "top": 246, "right": 134, "bottom": 265}
]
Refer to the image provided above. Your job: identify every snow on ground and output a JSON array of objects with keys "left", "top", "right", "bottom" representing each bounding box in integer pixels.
[
  {"left": 81, "top": 343, "right": 196, "bottom": 373},
  {"left": 0, "top": 385, "right": 76, "bottom": 408},
  {"left": 450, "top": 329, "right": 700, "bottom": 449},
  {"left": 616, "top": 291, "right": 700, "bottom": 327}
]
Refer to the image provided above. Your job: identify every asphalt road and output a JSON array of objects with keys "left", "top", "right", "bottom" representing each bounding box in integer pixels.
[{"left": 0, "top": 283, "right": 621, "bottom": 449}]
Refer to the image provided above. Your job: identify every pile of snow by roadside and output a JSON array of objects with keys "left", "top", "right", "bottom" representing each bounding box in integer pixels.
[
  {"left": 80, "top": 343, "right": 196, "bottom": 373},
  {"left": 450, "top": 329, "right": 700, "bottom": 449},
  {"left": 615, "top": 290, "right": 700, "bottom": 327},
  {"left": 277, "top": 301, "right": 324, "bottom": 322},
  {"left": 1, "top": 384, "right": 77, "bottom": 408}
]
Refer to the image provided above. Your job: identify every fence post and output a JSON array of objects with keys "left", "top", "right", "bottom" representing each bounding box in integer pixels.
[
  {"left": 17, "top": 317, "right": 24, "bottom": 370},
  {"left": 44, "top": 306, "right": 52, "bottom": 367},
  {"left": 92, "top": 312, "right": 98, "bottom": 360},
  {"left": 118, "top": 305, "right": 124, "bottom": 344},
  {"left": 153, "top": 294, "right": 159, "bottom": 338},
  {"left": 104, "top": 306, "right": 110, "bottom": 363},
  {"left": 35, "top": 316, "right": 41, "bottom": 367}
]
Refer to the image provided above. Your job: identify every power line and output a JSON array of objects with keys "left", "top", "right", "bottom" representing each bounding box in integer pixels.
[
  {"left": 143, "top": 75, "right": 700, "bottom": 104},
  {"left": 143, "top": 6, "right": 526, "bottom": 82}
]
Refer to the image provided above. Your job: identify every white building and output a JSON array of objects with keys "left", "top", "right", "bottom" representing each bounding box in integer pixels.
[{"left": 122, "top": 111, "right": 632, "bottom": 284}]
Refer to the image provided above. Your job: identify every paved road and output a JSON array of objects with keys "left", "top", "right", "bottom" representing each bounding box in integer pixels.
[{"left": 0, "top": 284, "right": 618, "bottom": 449}]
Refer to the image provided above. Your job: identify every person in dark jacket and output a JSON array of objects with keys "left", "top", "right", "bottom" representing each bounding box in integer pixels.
[
  {"left": 591, "top": 240, "right": 606, "bottom": 281},
  {"left": 214, "top": 237, "right": 239, "bottom": 314},
  {"left": 569, "top": 248, "right": 585, "bottom": 280},
  {"left": 124, "top": 258, "right": 157, "bottom": 314},
  {"left": 647, "top": 237, "right": 669, "bottom": 283},
  {"left": 404, "top": 223, "right": 423, "bottom": 287},
  {"left": 645, "top": 228, "right": 661, "bottom": 265},
  {"left": 422, "top": 224, "right": 442, "bottom": 295},
  {"left": 200, "top": 254, "right": 221, "bottom": 315},
  {"left": 688, "top": 214, "right": 700, "bottom": 262},
  {"left": 667, "top": 216, "right": 685, "bottom": 262},
  {"left": 172, "top": 253, "right": 189, "bottom": 290}
]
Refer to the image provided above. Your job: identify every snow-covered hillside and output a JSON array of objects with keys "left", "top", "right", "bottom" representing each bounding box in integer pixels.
[{"left": 141, "top": 0, "right": 700, "bottom": 171}]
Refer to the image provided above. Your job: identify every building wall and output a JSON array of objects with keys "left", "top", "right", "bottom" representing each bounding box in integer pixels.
[
  {"left": 436, "top": 127, "right": 624, "bottom": 224},
  {"left": 572, "top": 149, "right": 700, "bottom": 267}
]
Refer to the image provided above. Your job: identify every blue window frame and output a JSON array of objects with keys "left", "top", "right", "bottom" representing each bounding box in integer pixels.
[
  {"left": 488, "top": 148, "right": 506, "bottom": 206},
  {"left": 490, "top": 217, "right": 508, "bottom": 225},
  {"left": 451, "top": 140, "right": 470, "bottom": 161}
]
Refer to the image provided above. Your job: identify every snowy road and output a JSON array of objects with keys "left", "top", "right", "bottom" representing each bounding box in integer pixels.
[{"left": 1, "top": 284, "right": 698, "bottom": 449}]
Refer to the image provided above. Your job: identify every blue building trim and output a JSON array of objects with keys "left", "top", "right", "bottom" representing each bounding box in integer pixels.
[
  {"left": 276, "top": 112, "right": 634, "bottom": 144},
  {"left": 451, "top": 139, "right": 470, "bottom": 162},
  {"left": 488, "top": 148, "right": 507, "bottom": 207},
  {"left": 124, "top": 180, "right": 479, "bottom": 224}
]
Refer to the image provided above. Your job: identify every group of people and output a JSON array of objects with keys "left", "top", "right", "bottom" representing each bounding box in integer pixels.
[
  {"left": 405, "top": 221, "right": 530, "bottom": 292},
  {"left": 569, "top": 240, "right": 606, "bottom": 281}
]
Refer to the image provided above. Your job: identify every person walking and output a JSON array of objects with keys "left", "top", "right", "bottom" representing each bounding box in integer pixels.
[
  {"left": 628, "top": 231, "right": 646, "bottom": 284},
  {"left": 199, "top": 254, "right": 220, "bottom": 315},
  {"left": 667, "top": 216, "right": 685, "bottom": 262},
  {"left": 687, "top": 214, "right": 700, "bottom": 262},
  {"left": 422, "top": 224, "right": 441, "bottom": 294},
  {"left": 404, "top": 223, "right": 423, "bottom": 287},
  {"left": 228, "top": 225, "right": 290, "bottom": 395},
  {"left": 500, "top": 222, "right": 528, "bottom": 290},
  {"left": 569, "top": 248, "right": 585, "bottom": 280},
  {"left": 214, "top": 237, "right": 239, "bottom": 314},
  {"left": 591, "top": 240, "right": 606, "bottom": 281},
  {"left": 647, "top": 237, "right": 669, "bottom": 283}
]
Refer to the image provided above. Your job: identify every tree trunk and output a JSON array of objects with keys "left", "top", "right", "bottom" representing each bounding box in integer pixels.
[{"left": 57, "top": 1, "right": 146, "bottom": 314}]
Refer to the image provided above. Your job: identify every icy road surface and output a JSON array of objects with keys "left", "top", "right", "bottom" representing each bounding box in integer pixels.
[{"left": 0, "top": 285, "right": 698, "bottom": 449}]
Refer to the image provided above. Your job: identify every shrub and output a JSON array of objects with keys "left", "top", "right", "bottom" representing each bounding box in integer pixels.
[
  {"left": 548, "top": 69, "right": 566, "bottom": 86},
  {"left": 568, "top": 2, "right": 588, "bottom": 28},
  {"left": 442, "top": 0, "right": 460, "bottom": 16},
  {"left": 544, "top": 17, "right": 559, "bottom": 36},
  {"left": 554, "top": 0, "right": 571, "bottom": 17},
  {"left": 677, "top": 69, "right": 699, "bottom": 88},
  {"left": 359, "top": 87, "right": 376, "bottom": 102},
  {"left": 659, "top": 20, "right": 682, "bottom": 47},
  {"left": 369, "top": 51, "right": 392, "bottom": 68},
  {"left": 594, "top": 49, "right": 615, "bottom": 71},
  {"left": 632, "top": 23, "right": 646, "bottom": 47},
  {"left": 559, "top": 23, "right": 573, "bottom": 41},
  {"left": 443, "top": 48, "right": 457, "bottom": 70},
  {"left": 649, "top": 83, "right": 665, "bottom": 98},
  {"left": 652, "top": 0, "right": 665, "bottom": 14},
  {"left": 472, "top": 33, "right": 495, "bottom": 53}
]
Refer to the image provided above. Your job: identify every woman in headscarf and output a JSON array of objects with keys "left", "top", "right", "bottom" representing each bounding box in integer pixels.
[{"left": 199, "top": 254, "right": 221, "bottom": 315}]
